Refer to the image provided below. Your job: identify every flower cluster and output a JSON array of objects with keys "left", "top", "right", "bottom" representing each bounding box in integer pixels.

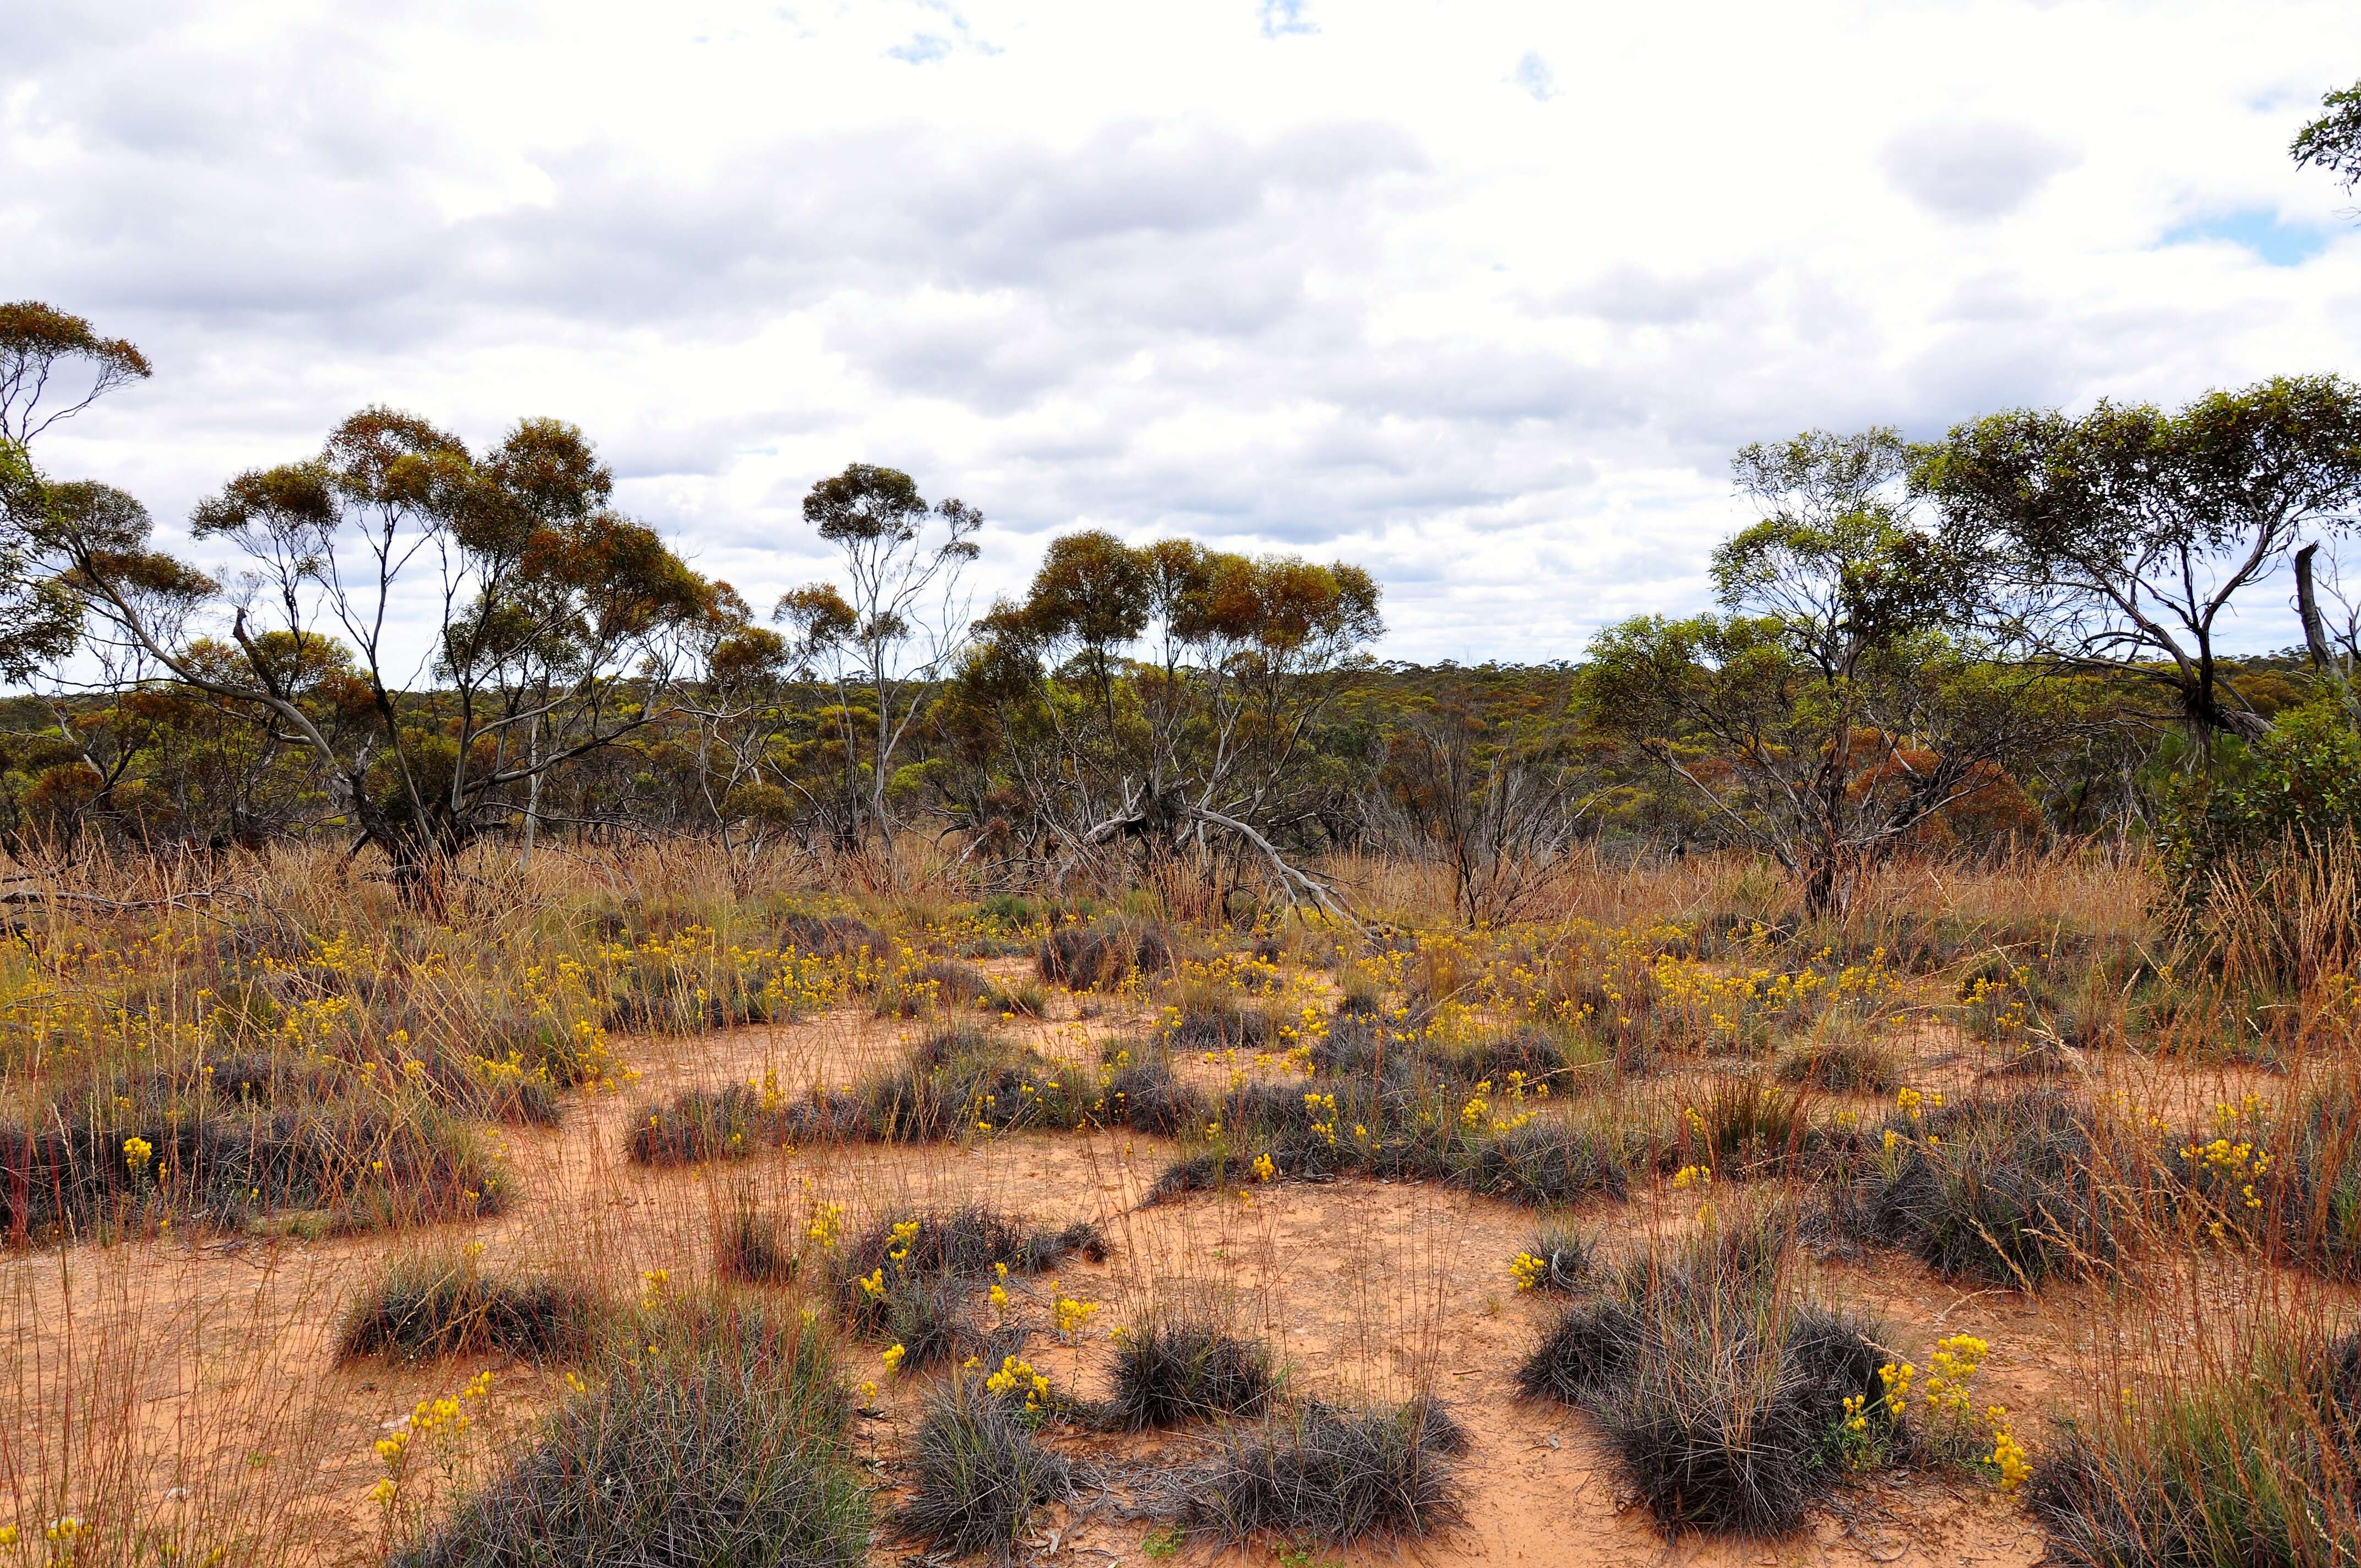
[{"left": 984, "top": 1353, "right": 1052, "bottom": 1414}]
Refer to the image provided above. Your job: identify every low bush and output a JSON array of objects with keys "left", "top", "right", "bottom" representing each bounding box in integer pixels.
[
  {"left": 894, "top": 1388, "right": 1071, "bottom": 1557},
  {"left": 0, "top": 1103, "right": 506, "bottom": 1242},
  {"left": 1774, "top": 1038, "right": 1897, "bottom": 1094},
  {"left": 339, "top": 1252, "right": 597, "bottom": 1362},
  {"left": 1037, "top": 915, "right": 1174, "bottom": 989},
  {"left": 1840, "top": 1089, "right": 2126, "bottom": 1287},
  {"left": 835, "top": 1206, "right": 1105, "bottom": 1365},
  {"left": 1109, "top": 1316, "right": 1276, "bottom": 1428},
  {"left": 393, "top": 1301, "right": 867, "bottom": 1568},
  {"left": 1177, "top": 1397, "right": 1465, "bottom": 1545}
]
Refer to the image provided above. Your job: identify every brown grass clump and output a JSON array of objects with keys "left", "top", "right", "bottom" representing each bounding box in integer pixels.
[
  {"left": 1036, "top": 913, "right": 1174, "bottom": 988},
  {"left": 338, "top": 1249, "right": 599, "bottom": 1363}
]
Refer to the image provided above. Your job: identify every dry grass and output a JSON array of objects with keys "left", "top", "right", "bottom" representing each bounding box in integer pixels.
[{"left": 2, "top": 837, "right": 2355, "bottom": 1566}]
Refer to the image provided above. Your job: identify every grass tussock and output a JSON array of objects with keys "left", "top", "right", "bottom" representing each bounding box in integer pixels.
[
  {"left": 1108, "top": 1316, "right": 1277, "bottom": 1428},
  {"left": 625, "top": 1030, "right": 1204, "bottom": 1164},
  {"left": 2028, "top": 1327, "right": 2361, "bottom": 1567},
  {"left": 1174, "top": 1397, "right": 1466, "bottom": 1545},
  {"left": 0, "top": 1104, "right": 505, "bottom": 1243},
  {"left": 1838, "top": 1088, "right": 2126, "bottom": 1287},
  {"left": 392, "top": 1298, "right": 867, "bottom": 1568},
  {"left": 893, "top": 1387, "right": 1073, "bottom": 1556},
  {"left": 1513, "top": 1219, "right": 1592, "bottom": 1294},
  {"left": 338, "top": 1251, "right": 598, "bottom": 1363},
  {"left": 714, "top": 1199, "right": 800, "bottom": 1284},
  {"left": 1774, "top": 1037, "right": 1898, "bottom": 1094},
  {"left": 833, "top": 1206, "right": 1105, "bottom": 1366},
  {"left": 1036, "top": 914, "right": 1174, "bottom": 989},
  {"left": 1516, "top": 1209, "right": 1894, "bottom": 1534}
]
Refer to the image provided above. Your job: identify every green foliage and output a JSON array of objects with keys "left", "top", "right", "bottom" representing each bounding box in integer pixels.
[
  {"left": 2156, "top": 701, "right": 2361, "bottom": 982},
  {"left": 2293, "top": 77, "right": 2361, "bottom": 197},
  {"left": 1919, "top": 376, "right": 2361, "bottom": 746},
  {"left": 2160, "top": 703, "right": 2361, "bottom": 884}
]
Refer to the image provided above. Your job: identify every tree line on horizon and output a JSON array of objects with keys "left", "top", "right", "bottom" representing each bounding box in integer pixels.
[{"left": 0, "top": 80, "right": 2357, "bottom": 925}]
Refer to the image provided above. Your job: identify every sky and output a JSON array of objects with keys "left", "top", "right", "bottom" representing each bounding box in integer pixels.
[{"left": 6, "top": 0, "right": 2360, "bottom": 669}]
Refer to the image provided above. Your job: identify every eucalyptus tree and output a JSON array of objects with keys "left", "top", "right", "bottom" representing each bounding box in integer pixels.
[
  {"left": 0, "top": 300, "right": 150, "bottom": 449},
  {"left": 773, "top": 463, "right": 980, "bottom": 865},
  {"left": 2293, "top": 78, "right": 2361, "bottom": 203},
  {"left": 0, "top": 302, "right": 154, "bottom": 687},
  {"left": 950, "top": 531, "right": 1382, "bottom": 918},
  {"left": 43, "top": 405, "right": 714, "bottom": 899},
  {"left": 1917, "top": 376, "right": 2361, "bottom": 747},
  {"left": 1589, "top": 429, "right": 2064, "bottom": 916}
]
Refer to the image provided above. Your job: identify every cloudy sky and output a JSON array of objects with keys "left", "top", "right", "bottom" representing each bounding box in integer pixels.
[{"left": 7, "top": 0, "right": 2359, "bottom": 666}]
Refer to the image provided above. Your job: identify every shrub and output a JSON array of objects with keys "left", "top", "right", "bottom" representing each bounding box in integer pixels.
[
  {"left": 1178, "top": 1397, "right": 1465, "bottom": 1544},
  {"left": 2027, "top": 1328, "right": 2361, "bottom": 1567},
  {"left": 1456, "top": 1119, "right": 1630, "bottom": 1205},
  {"left": 1516, "top": 1212, "right": 1893, "bottom": 1534},
  {"left": 0, "top": 1103, "right": 506, "bottom": 1242},
  {"left": 894, "top": 1389, "right": 1071, "bottom": 1556},
  {"left": 1109, "top": 1317, "right": 1276, "bottom": 1428},
  {"left": 339, "top": 1253, "right": 597, "bottom": 1363},
  {"left": 1843, "top": 1089, "right": 2126, "bottom": 1287},
  {"left": 835, "top": 1206, "right": 1105, "bottom": 1364},
  {"left": 1037, "top": 916, "right": 1174, "bottom": 989},
  {"left": 1774, "top": 1038, "right": 1897, "bottom": 1094},
  {"left": 2157, "top": 703, "right": 2361, "bottom": 988},
  {"left": 393, "top": 1303, "right": 867, "bottom": 1568}
]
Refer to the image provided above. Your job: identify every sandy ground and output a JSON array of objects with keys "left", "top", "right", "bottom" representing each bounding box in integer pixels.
[{"left": 8, "top": 972, "right": 2335, "bottom": 1568}]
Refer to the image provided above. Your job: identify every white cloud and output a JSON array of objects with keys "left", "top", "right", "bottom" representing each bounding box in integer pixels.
[
  {"left": 4, "top": 0, "right": 2359, "bottom": 667},
  {"left": 1510, "top": 52, "right": 1559, "bottom": 103},
  {"left": 1881, "top": 120, "right": 2080, "bottom": 220}
]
